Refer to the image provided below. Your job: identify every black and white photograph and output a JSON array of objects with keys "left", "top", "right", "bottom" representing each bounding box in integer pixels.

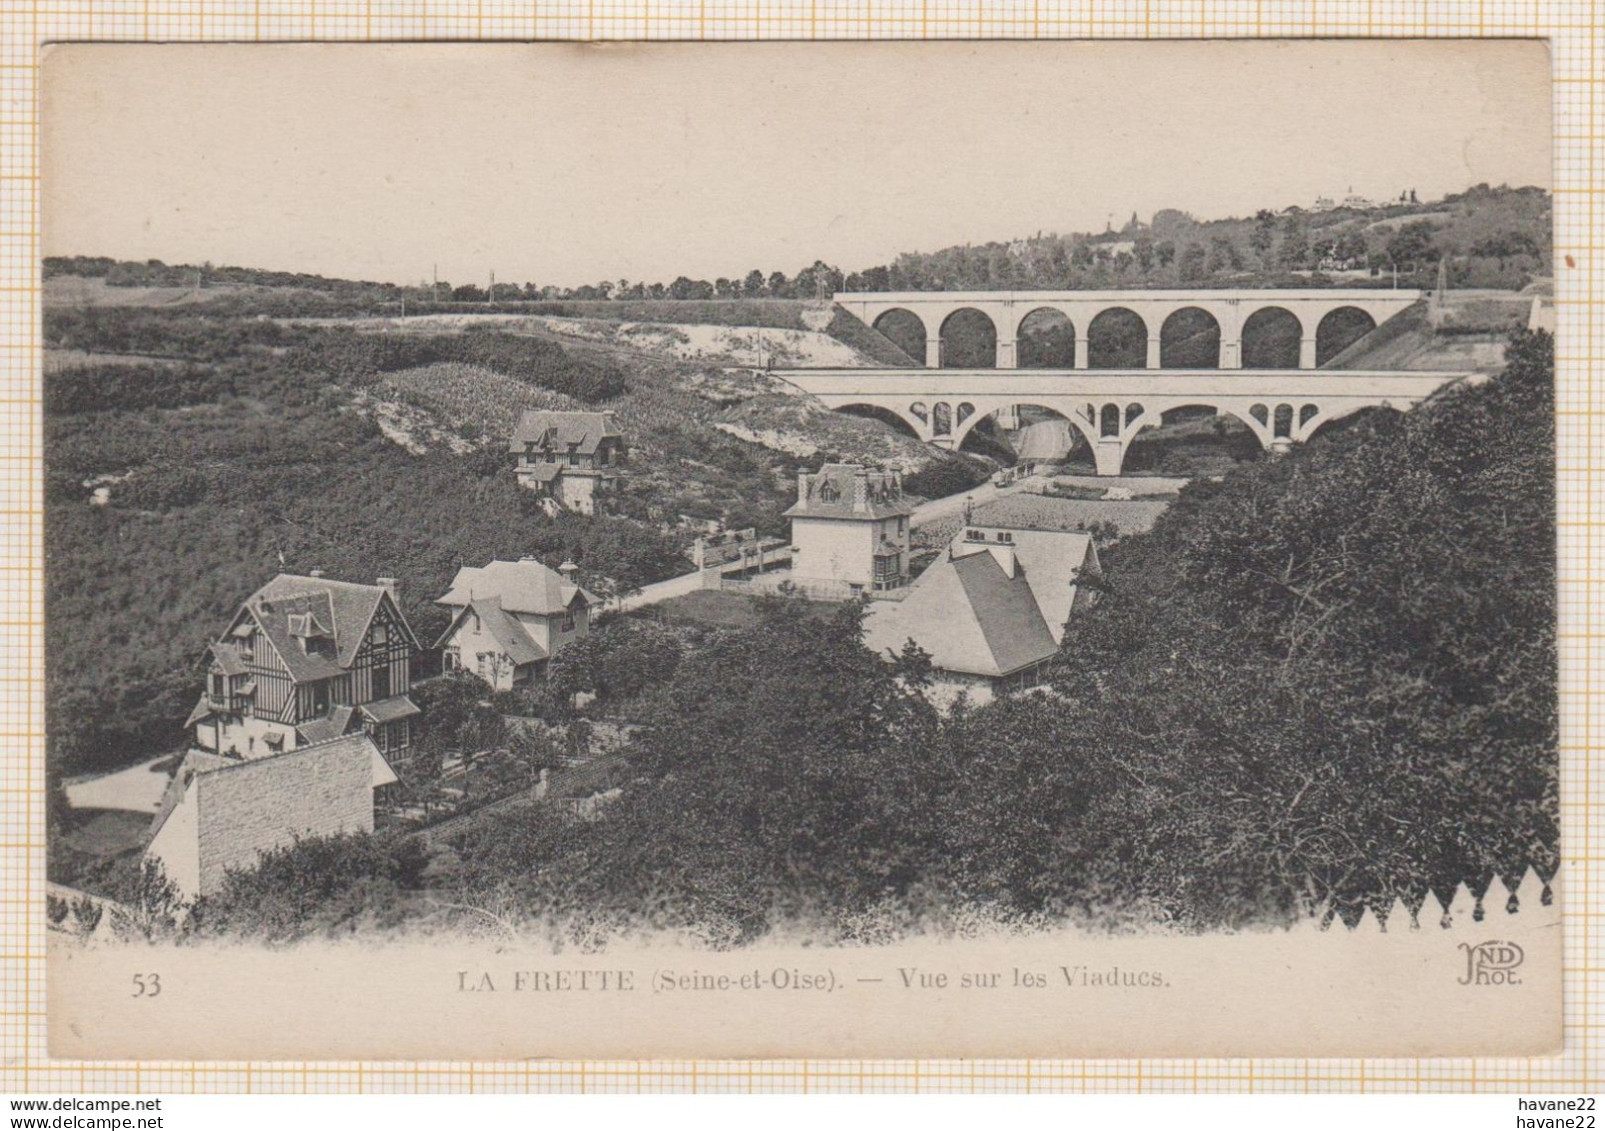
[{"left": 39, "top": 38, "right": 1561, "bottom": 1059}]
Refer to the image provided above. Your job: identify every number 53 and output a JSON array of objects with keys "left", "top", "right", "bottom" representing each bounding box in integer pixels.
[{"left": 131, "top": 973, "right": 161, "bottom": 998}]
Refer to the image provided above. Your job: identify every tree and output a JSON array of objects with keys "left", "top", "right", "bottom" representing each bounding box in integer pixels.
[
  {"left": 742, "top": 270, "right": 766, "bottom": 297},
  {"left": 1249, "top": 209, "right": 1278, "bottom": 265},
  {"left": 1386, "top": 219, "right": 1439, "bottom": 273},
  {"left": 1134, "top": 235, "right": 1156, "bottom": 273},
  {"left": 766, "top": 271, "right": 790, "bottom": 298},
  {"left": 1278, "top": 214, "right": 1310, "bottom": 270}
]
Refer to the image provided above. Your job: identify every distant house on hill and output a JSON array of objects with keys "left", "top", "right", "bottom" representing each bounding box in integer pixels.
[
  {"left": 186, "top": 573, "right": 424, "bottom": 766},
  {"left": 863, "top": 524, "right": 1100, "bottom": 707},
  {"left": 435, "top": 556, "right": 599, "bottom": 690},
  {"left": 509, "top": 410, "right": 625, "bottom": 515},
  {"left": 784, "top": 463, "right": 912, "bottom": 594},
  {"left": 145, "top": 733, "right": 393, "bottom": 900}
]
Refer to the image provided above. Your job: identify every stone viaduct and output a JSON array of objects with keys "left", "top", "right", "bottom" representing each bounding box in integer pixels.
[
  {"left": 835, "top": 288, "right": 1423, "bottom": 370},
  {"left": 776, "top": 368, "right": 1473, "bottom": 476},
  {"left": 773, "top": 288, "right": 1468, "bottom": 477}
]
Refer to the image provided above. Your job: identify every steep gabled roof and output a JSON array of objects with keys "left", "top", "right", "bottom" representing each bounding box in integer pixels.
[
  {"left": 509, "top": 410, "right": 621, "bottom": 456},
  {"left": 948, "top": 527, "right": 1098, "bottom": 645},
  {"left": 233, "top": 574, "right": 420, "bottom": 684},
  {"left": 436, "top": 559, "right": 597, "bottom": 617},
  {"left": 438, "top": 597, "right": 549, "bottom": 668},
  {"left": 863, "top": 551, "right": 1058, "bottom": 679}
]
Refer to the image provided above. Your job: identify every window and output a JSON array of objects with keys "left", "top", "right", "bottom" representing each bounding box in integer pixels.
[
  {"left": 442, "top": 647, "right": 460, "bottom": 671},
  {"left": 372, "top": 664, "right": 391, "bottom": 702},
  {"left": 560, "top": 612, "right": 575, "bottom": 633},
  {"left": 966, "top": 529, "right": 986, "bottom": 542},
  {"left": 996, "top": 531, "right": 1014, "bottom": 544},
  {"left": 372, "top": 623, "right": 388, "bottom": 646},
  {"left": 312, "top": 682, "right": 330, "bottom": 715}
]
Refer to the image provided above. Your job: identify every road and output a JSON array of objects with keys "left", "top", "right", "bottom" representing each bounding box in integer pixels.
[
  {"left": 911, "top": 476, "right": 1030, "bottom": 528},
  {"left": 63, "top": 755, "right": 173, "bottom": 813},
  {"left": 605, "top": 566, "right": 717, "bottom": 614}
]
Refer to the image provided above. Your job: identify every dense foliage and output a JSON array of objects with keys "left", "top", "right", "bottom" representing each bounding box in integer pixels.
[{"left": 235, "top": 330, "right": 1554, "bottom": 945}]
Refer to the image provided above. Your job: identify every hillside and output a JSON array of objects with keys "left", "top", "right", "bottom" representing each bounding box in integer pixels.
[
  {"left": 40, "top": 297, "right": 981, "bottom": 779},
  {"left": 857, "top": 183, "right": 1549, "bottom": 293}
]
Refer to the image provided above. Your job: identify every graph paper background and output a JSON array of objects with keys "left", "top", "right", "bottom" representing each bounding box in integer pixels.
[{"left": 0, "top": 0, "right": 1600, "bottom": 1094}]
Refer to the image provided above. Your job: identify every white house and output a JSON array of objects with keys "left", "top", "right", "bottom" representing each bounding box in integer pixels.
[
  {"left": 783, "top": 464, "right": 912, "bottom": 593},
  {"left": 434, "top": 557, "right": 599, "bottom": 689}
]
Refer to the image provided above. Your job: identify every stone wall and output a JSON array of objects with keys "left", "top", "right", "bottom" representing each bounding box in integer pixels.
[{"left": 193, "top": 741, "right": 375, "bottom": 897}]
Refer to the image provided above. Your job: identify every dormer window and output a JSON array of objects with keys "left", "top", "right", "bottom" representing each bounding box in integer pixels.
[
  {"left": 996, "top": 531, "right": 1014, "bottom": 544},
  {"left": 372, "top": 623, "right": 389, "bottom": 646}
]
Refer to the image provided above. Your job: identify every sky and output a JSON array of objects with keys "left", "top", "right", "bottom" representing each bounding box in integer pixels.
[{"left": 42, "top": 40, "right": 1552, "bottom": 289}]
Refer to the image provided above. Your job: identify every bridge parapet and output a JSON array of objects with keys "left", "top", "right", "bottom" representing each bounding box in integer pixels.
[
  {"left": 776, "top": 365, "right": 1473, "bottom": 476},
  {"left": 836, "top": 288, "right": 1424, "bottom": 371}
]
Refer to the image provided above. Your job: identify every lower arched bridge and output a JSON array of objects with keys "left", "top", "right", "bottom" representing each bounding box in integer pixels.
[{"left": 775, "top": 367, "right": 1474, "bottom": 476}]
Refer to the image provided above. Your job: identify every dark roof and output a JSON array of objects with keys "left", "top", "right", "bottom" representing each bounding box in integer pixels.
[
  {"left": 863, "top": 549, "right": 1058, "bottom": 679},
  {"left": 208, "top": 642, "right": 249, "bottom": 676},
  {"left": 359, "top": 695, "right": 423, "bottom": 725},
  {"left": 524, "top": 462, "right": 564, "bottom": 483},
  {"left": 237, "top": 574, "right": 417, "bottom": 683},
  {"left": 509, "top": 411, "right": 621, "bottom": 456},
  {"left": 783, "top": 463, "right": 911, "bottom": 521},
  {"left": 296, "top": 704, "right": 357, "bottom": 745},
  {"left": 950, "top": 553, "right": 1060, "bottom": 675}
]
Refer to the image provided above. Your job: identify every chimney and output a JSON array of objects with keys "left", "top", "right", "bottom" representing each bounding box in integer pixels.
[
  {"left": 558, "top": 560, "right": 579, "bottom": 579},
  {"left": 796, "top": 468, "right": 811, "bottom": 506},
  {"left": 309, "top": 568, "right": 324, "bottom": 579},
  {"left": 852, "top": 466, "right": 869, "bottom": 512},
  {"left": 376, "top": 576, "right": 399, "bottom": 603}
]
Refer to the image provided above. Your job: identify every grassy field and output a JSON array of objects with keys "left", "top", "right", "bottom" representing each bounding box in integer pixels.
[{"left": 632, "top": 588, "right": 843, "bottom": 630}]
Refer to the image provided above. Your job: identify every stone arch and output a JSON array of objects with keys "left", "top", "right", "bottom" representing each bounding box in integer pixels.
[
  {"left": 1299, "top": 403, "right": 1321, "bottom": 428},
  {"left": 1249, "top": 403, "right": 1270, "bottom": 427},
  {"left": 956, "top": 402, "right": 976, "bottom": 426},
  {"left": 1016, "top": 307, "right": 1077, "bottom": 368},
  {"left": 1087, "top": 307, "right": 1148, "bottom": 368},
  {"left": 1159, "top": 307, "right": 1222, "bottom": 368},
  {"left": 932, "top": 401, "right": 954, "bottom": 436},
  {"left": 1273, "top": 403, "right": 1295, "bottom": 439},
  {"left": 1099, "top": 402, "right": 1122, "bottom": 438},
  {"left": 1124, "top": 402, "right": 1145, "bottom": 427},
  {"left": 870, "top": 308, "right": 927, "bottom": 363},
  {"left": 1315, "top": 306, "right": 1378, "bottom": 366},
  {"left": 1241, "top": 306, "right": 1304, "bottom": 369},
  {"left": 833, "top": 402, "right": 923, "bottom": 440},
  {"left": 955, "top": 402, "right": 1097, "bottom": 465},
  {"left": 938, "top": 308, "right": 998, "bottom": 369},
  {"left": 1306, "top": 402, "right": 1406, "bottom": 443},
  {"left": 1123, "top": 401, "right": 1267, "bottom": 471}
]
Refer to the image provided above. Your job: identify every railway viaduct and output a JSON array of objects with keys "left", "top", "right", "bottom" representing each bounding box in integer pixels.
[
  {"left": 835, "top": 288, "right": 1422, "bottom": 370},
  {"left": 775, "top": 368, "right": 1472, "bottom": 477},
  {"left": 774, "top": 288, "right": 1466, "bottom": 477}
]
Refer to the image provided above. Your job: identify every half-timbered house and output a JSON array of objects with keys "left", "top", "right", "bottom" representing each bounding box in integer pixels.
[{"left": 186, "top": 573, "right": 424, "bottom": 764}]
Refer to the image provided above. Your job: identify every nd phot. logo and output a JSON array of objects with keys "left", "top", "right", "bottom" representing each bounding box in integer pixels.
[{"left": 1459, "top": 940, "right": 1524, "bottom": 986}]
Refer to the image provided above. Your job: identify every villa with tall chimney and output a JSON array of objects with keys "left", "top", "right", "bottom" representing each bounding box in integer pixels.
[
  {"left": 185, "top": 572, "right": 424, "bottom": 762},
  {"left": 784, "top": 463, "right": 912, "bottom": 594}
]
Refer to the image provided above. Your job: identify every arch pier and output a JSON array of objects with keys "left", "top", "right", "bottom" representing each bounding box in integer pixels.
[
  {"left": 838, "top": 290, "right": 1421, "bottom": 372},
  {"left": 777, "top": 368, "right": 1469, "bottom": 477}
]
